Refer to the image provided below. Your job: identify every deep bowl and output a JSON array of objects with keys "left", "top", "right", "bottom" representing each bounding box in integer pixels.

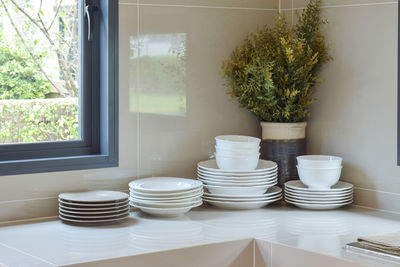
[
  {"left": 296, "top": 165, "right": 342, "bottom": 189},
  {"left": 215, "top": 145, "right": 260, "bottom": 157},
  {"left": 215, "top": 135, "right": 261, "bottom": 150},
  {"left": 215, "top": 153, "right": 259, "bottom": 170},
  {"left": 297, "top": 155, "right": 342, "bottom": 169}
]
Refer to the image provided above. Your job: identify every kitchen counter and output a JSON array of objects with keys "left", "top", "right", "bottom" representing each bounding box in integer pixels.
[{"left": 0, "top": 203, "right": 399, "bottom": 266}]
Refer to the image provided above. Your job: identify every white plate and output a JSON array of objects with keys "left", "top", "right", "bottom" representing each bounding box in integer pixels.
[
  {"left": 132, "top": 201, "right": 202, "bottom": 217},
  {"left": 198, "top": 159, "right": 277, "bottom": 173},
  {"left": 284, "top": 186, "right": 352, "bottom": 196},
  {"left": 58, "top": 199, "right": 129, "bottom": 207},
  {"left": 285, "top": 198, "right": 353, "bottom": 210},
  {"left": 130, "top": 187, "right": 203, "bottom": 198},
  {"left": 59, "top": 206, "right": 129, "bottom": 215},
  {"left": 59, "top": 214, "right": 129, "bottom": 223},
  {"left": 203, "top": 195, "right": 282, "bottom": 210},
  {"left": 204, "top": 183, "right": 275, "bottom": 196},
  {"left": 58, "top": 203, "right": 129, "bottom": 211},
  {"left": 59, "top": 210, "right": 130, "bottom": 219},
  {"left": 198, "top": 178, "right": 276, "bottom": 187},
  {"left": 129, "top": 177, "right": 202, "bottom": 193},
  {"left": 59, "top": 190, "right": 129, "bottom": 203},
  {"left": 130, "top": 198, "right": 202, "bottom": 208},
  {"left": 204, "top": 186, "right": 281, "bottom": 199},
  {"left": 130, "top": 191, "right": 203, "bottom": 202},
  {"left": 285, "top": 191, "right": 353, "bottom": 201},
  {"left": 198, "top": 169, "right": 277, "bottom": 178},
  {"left": 285, "top": 180, "right": 353, "bottom": 192},
  {"left": 197, "top": 174, "right": 277, "bottom": 184},
  {"left": 284, "top": 195, "right": 353, "bottom": 204}
]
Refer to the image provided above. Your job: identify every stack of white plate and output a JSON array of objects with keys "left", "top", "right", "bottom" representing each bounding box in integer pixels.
[
  {"left": 284, "top": 180, "right": 354, "bottom": 210},
  {"left": 129, "top": 177, "right": 203, "bottom": 217},
  {"left": 198, "top": 159, "right": 282, "bottom": 209},
  {"left": 58, "top": 190, "right": 130, "bottom": 224}
]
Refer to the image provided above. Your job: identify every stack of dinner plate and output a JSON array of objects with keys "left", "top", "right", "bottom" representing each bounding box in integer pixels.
[
  {"left": 284, "top": 180, "right": 354, "bottom": 210},
  {"left": 58, "top": 190, "right": 130, "bottom": 224},
  {"left": 198, "top": 159, "right": 282, "bottom": 209},
  {"left": 129, "top": 177, "right": 203, "bottom": 217}
]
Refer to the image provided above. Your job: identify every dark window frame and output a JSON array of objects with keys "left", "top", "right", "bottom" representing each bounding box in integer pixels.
[{"left": 0, "top": 0, "right": 118, "bottom": 175}]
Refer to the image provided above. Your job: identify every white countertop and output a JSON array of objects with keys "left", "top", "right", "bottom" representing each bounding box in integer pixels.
[{"left": 0, "top": 203, "right": 399, "bottom": 266}]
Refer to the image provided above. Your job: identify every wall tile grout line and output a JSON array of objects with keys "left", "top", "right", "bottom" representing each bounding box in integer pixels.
[
  {"left": 0, "top": 242, "right": 58, "bottom": 266},
  {"left": 286, "top": 1, "right": 397, "bottom": 11},
  {"left": 350, "top": 204, "right": 400, "bottom": 215},
  {"left": 136, "top": 0, "right": 140, "bottom": 180},
  {"left": 354, "top": 186, "right": 400, "bottom": 196}
]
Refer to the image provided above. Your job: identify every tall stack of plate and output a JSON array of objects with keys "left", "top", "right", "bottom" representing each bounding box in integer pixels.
[
  {"left": 58, "top": 191, "right": 130, "bottom": 224},
  {"left": 129, "top": 177, "right": 203, "bottom": 217},
  {"left": 198, "top": 159, "right": 282, "bottom": 209},
  {"left": 284, "top": 180, "right": 354, "bottom": 210}
]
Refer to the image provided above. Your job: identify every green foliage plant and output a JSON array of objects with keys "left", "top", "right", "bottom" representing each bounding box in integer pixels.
[{"left": 221, "top": 0, "right": 331, "bottom": 122}]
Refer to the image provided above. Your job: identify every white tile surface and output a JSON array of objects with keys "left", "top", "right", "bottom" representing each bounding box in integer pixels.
[{"left": 0, "top": 206, "right": 399, "bottom": 266}]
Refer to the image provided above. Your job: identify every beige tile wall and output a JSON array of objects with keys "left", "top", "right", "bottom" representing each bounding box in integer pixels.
[
  {"left": 284, "top": 0, "right": 400, "bottom": 213},
  {"left": 0, "top": 0, "right": 276, "bottom": 222}
]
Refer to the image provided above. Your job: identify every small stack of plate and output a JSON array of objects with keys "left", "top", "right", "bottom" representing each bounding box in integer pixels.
[
  {"left": 129, "top": 177, "right": 203, "bottom": 217},
  {"left": 284, "top": 180, "right": 354, "bottom": 210},
  {"left": 198, "top": 159, "right": 282, "bottom": 209},
  {"left": 58, "top": 190, "right": 130, "bottom": 224}
]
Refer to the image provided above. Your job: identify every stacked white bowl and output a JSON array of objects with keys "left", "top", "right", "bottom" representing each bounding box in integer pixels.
[
  {"left": 129, "top": 177, "right": 203, "bottom": 217},
  {"left": 283, "top": 155, "right": 354, "bottom": 210},
  {"left": 215, "top": 135, "right": 261, "bottom": 170},
  {"left": 296, "top": 155, "right": 343, "bottom": 189},
  {"left": 198, "top": 135, "right": 282, "bottom": 210}
]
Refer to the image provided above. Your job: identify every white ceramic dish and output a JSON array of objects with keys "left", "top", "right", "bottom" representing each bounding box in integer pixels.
[
  {"left": 203, "top": 188, "right": 282, "bottom": 202},
  {"left": 131, "top": 201, "right": 202, "bottom": 217},
  {"left": 130, "top": 188, "right": 203, "bottom": 198},
  {"left": 203, "top": 186, "right": 282, "bottom": 199},
  {"left": 129, "top": 198, "right": 202, "bottom": 208},
  {"left": 198, "top": 159, "right": 277, "bottom": 173},
  {"left": 59, "top": 210, "right": 130, "bottom": 219},
  {"left": 197, "top": 168, "right": 277, "bottom": 178},
  {"left": 203, "top": 195, "right": 282, "bottom": 210},
  {"left": 285, "top": 198, "right": 353, "bottom": 210},
  {"left": 284, "top": 194, "right": 353, "bottom": 203},
  {"left": 297, "top": 155, "right": 342, "bottom": 168},
  {"left": 197, "top": 171, "right": 277, "bottom": 180},
  {"left": 59, "top": 214, "right": 129, "bottom": 223},
  {"left": 284, "top": 190, "right": 353, "bottom": 200},
  {"left": 215, "top": 145, "right": 260, "bottom": 156},
  {"left": 59, "top": 190, "right": 129, "bottom": 203},
  {"left": 297, "top": 165, "right": 342, "bottom": 189},
  {"left": 129, "top": 177, "right": 203, "bottom": 193},
  {"left": 284, "top": 186, "right": 352, "bottom": 196},
  {"left": 198, "top": 178, "right": 276, "bottom": 187},
  {"left": 58, "top": 198, "right": 129, "bottom": 207},
  {"left": 215, "top": 153, "right": 260, "bottom": 170},
  {"left": 58, "top": 203, "right": 129, "bottom": 211},
  {"left": 59, "top": 206, "right": 129, "bottom": 215},
  {"left": 198, "top": 175, "right": 276, "bottom": 184},
  {"left": 204, "top": 184, "right": 274, "bottom": 196},
  {"left": 130, "top": 191, "right": 203, "bottom": 202},
  {"left": 285, "top": 180, "right": 353, "bottom": 192},
  {"left": 215, "top": 135, "right": 261, "bottom": 149}
]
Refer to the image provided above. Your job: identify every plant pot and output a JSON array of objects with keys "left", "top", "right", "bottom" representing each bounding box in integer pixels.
[{"left": 260, "top": 122, "right": 307, "bottom": 186}]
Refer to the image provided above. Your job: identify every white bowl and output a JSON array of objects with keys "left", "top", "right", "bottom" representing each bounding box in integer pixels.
[
  {"left": 297, "top": 155, "right": 342, "bottom": 169},
  {"left": 215, "top": 146, "right": 260, "bottom": 157},
  {"left": 215, "top": 153, "right": 259, "bottom": 170},
  {"left": 215, "top": 135, "right": 261, "bottom": 150},
  {"left": 297, "top": 165, "right": 342, "bottom": 189}
]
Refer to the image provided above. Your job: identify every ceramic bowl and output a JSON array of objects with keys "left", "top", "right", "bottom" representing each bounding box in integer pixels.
[
  {"left": 215, "top": 135, "right": 260, "bottom": 150},
  {"left": 215, "top": 153, "right": 259, "bottom": 170},
  {"left": 215, "top": 145, "right": 260, "bottom": 157},
  {"left": 297, "top": 155, "right": 342, "bottom": 169},
  {"left": 297, "top": 165, "right": 342, "bottom": 189}
]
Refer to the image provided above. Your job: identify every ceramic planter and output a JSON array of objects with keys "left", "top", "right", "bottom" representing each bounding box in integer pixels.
[{"left": 260, "top": 122, "right": 307, "bottom": 186}]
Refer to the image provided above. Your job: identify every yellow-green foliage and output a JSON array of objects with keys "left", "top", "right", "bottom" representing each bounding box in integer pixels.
[{"left": 222, "top": 0, "right": 331, "bottom": 122}]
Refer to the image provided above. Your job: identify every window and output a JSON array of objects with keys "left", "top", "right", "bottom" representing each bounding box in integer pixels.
[{"left": 0, "top": 0, "right": 118, "bottom": 175}]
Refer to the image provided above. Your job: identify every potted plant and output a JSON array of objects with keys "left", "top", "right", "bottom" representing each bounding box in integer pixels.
[{"left": 221, "top": 0, "right": 331, "bottom": 186}]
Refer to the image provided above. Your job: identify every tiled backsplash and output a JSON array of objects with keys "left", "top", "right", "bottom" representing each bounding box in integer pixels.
[{"left": 0, "top": 0, "right": 398, "bottom": 222}]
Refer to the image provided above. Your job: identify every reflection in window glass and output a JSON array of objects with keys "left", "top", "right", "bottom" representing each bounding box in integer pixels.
[
  {"left": 0, "top": 0, "right": 79, "bottom": 144},
  {"left": 130, "top": 33, "right": 187, "bottom": 116}
]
